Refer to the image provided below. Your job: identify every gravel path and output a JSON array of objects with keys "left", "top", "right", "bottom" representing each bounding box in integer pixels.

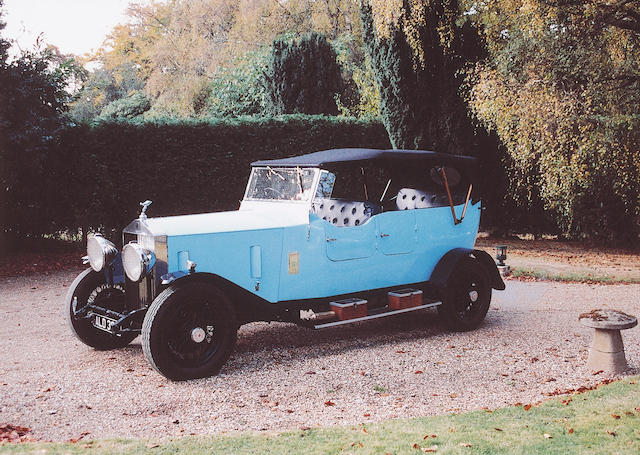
[{"left": 0, "top": 270, "right": 638, "bottom": 441}]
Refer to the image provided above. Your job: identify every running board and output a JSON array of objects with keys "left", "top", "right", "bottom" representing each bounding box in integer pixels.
[{"left": 313, "top": 301, "right": 441, "bottom": 329}]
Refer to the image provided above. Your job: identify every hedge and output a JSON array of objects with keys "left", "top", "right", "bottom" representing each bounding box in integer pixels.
[{"left": 3, "top": 115, "right": 391, "bottom": 243}]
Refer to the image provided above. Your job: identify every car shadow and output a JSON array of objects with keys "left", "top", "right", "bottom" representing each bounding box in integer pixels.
[
  {"left": 221, "top": 309, "right": 505, "bottom": 375},
  {"left": 113, "top": 309, "right": 505, "bottom": 378}
]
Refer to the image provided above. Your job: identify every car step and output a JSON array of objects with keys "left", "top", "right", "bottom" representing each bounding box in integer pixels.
[{"left": 313, "top": 300, "right": 441, "bottom": 329}]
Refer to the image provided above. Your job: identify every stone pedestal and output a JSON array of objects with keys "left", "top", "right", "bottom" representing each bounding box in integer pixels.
[{"left": 579, "top": 309, "right": 637, "bottom": 375}]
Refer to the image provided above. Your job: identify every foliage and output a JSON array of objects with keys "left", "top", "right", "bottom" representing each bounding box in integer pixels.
[
  {"left": 2, "top": 115, "right": 390, "bottom": 238},
  {"left": 361, "top": 0, "right": 487, "bottom": 153},
  {"left": 0, "top": 2, "right": 85, "bottom": 248},
  {"left": 205, "top": 47, "right": 270, "bottom": 117},
  {"left": 69, "top": 62, "right": 145, "bottom": 124},
  {"left": 97, "top": 91, "right": 151, "bottom": 121},
  {"left": 83, "top": 0, "right": 367, "bottom": 118},
  {"left": 262, "top": 33, "right": 343, "bottom": 115},
  {"left": 466, "top": 0, "right": 640, "bottom": 242},
  {"left": 3, "top": 377, "right": 640, "bottom": 454}
]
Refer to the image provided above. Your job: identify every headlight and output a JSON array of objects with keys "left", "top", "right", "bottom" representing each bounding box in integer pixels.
[
  {"left": 86, "top": 234, "right": 118, "bottom": 272},
  {"left": 122, "top": 242, "right": 156, "bottom": 282}
]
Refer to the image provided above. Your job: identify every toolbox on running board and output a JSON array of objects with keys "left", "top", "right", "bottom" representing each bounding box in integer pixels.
[
  {"left": 387, "top": 289, "right": 423, "bottom": 309},
  {"left": 329, "top": 298, "right": 368, "bottom": 320}
]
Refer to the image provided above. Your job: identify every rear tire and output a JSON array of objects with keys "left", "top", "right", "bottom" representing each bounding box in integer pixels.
[
  {"left": 437, "top": 256, "right": 491, "bottom": 331},
  {"left": 142, "top": 281, "right": 238, "bottom": 381},
  {"left": 66, "top": 268, "right": 137, "bottom": 350}
]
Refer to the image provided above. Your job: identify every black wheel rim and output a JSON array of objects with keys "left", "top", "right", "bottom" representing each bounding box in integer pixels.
[
  {"left": 453, "top": 272, "right": 485, "bottom": 322},
  {"left": 164, "top": 299, "right": 221, "bottom": 369}
]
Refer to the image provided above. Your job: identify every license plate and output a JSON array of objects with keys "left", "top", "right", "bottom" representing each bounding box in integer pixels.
[{"left": 93, "top": 315, "right": 117, "bottom": 332}]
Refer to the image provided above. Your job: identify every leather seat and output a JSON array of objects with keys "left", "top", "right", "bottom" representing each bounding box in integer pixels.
[{"left": 312, "top": 199, "right": 380, "bottom": 226}]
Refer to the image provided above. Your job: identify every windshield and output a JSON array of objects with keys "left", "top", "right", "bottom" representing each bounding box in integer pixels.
[{"left": 245, "top": 167, "right": 317, "bottom": 201}]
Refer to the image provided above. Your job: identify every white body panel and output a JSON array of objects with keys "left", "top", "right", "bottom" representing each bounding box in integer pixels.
[{"left": 143, "top": 201, "right": 309, "bottom": 237}]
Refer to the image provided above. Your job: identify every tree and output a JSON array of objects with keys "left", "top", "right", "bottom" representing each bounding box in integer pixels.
[
  {"left": 0, "top": 13, "right": 84, "bottom": 245},
  {"left": 69, "top": 62, "right": 145, "bottom": 123},
  {"left": 262, "top": 32, "right": 343, "bottom": 115},
  {"left": 362, "top": 1, "right": 488, "bottom": 153},
  {"left": 205, "top": 47, "right": 270, "bottom": 117},
  {"left": 466, "top": 0, "right": 640, "bottom": 241},
  {"left": 97, "top": 91, "right": 151, "bottom": 121}
]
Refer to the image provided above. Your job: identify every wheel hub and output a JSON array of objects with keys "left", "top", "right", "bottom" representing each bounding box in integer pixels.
[
  {"left": 469, "top": 290, "right": 478, "bottom": 302},
  {"left": 191, "top": 327, "right": 206, "bottom": 343}
]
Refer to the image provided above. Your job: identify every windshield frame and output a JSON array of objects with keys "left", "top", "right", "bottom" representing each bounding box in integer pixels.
[{"left": 243, "top": 166, "right": 320, "bottom": 203}]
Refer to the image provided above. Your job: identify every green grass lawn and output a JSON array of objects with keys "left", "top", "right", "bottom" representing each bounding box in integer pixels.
[
  {"left": 511, "top": 267, "right": 640, "bottom": 284},
  {"left": 2, "top": 376, "right": 639, "bottom": 454}
]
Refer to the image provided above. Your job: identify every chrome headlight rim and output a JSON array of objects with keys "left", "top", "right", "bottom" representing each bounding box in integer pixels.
[
  {"left": 122, "top": 242, "right": 156, "bottom": 282},
  {"left": 86, "top": 234, "right": 118, "bottom": 272}
]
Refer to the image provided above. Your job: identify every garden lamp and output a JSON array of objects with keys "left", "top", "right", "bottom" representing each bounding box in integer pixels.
[{"left": 495, "top": 245, "right": 508, "bottom": 267}]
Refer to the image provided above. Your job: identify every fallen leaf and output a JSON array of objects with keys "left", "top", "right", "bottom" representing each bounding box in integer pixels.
[
  {"left": 413, "top": 443, "right": 421, "bottom": 449},
  {"left": 459, "top": 442, "right": 472, "bottom": 447},
  {"left": 524, "top": 404, "right": 532, "bottom": 411},
  {"left": 324, "top": 400, "right": 335, "bottom": 406},
  {"left": 607, "top": 430, "right": 617, "bottom": 437},
  {"left": 494, "top": 428, "right": 503, "bottom": 432},
  {"left": 68, "top": 432, "right": 90, "bottom": 443},
  {"left": 363, "top": 413, "right": 371, "bottom": 417},
  {"left": 568, "top": 428, "right": 574, "bottom": 434},
  {"left": 449, "top": 393, "right": 457, "bottom": 399},
  {"left": 611, "top": 414, "right": 620, "bottom": 419},
  {"left": 422, "top": 445, "right": 438, "bottom": 452},
  {"left": 530, "top": 357, "right": 539, "bottom": 363},
  {"left": 544, "top": 433, "right": 552, "bottom": 439},
  {"left": 415, "top": 370, "right": 424, "bottom": 374},
  {"left": 592, "top": 370, "right": 604, "bottom": 375},
  {"left": 305, "top": 371, "right": 316, "bottom": 375},
  {"left": 396, "top": 350, "right": 406, "bottom": 353},
  {"left": 145, "top": 443, "right": 160, "bottom": 448}
]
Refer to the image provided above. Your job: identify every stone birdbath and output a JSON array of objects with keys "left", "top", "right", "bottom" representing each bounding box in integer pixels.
[{"left": 579, "top": 309, "right": 637, "bottom": 374}]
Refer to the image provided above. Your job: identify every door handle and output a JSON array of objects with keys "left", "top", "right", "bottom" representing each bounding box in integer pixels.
[
  {"left": 380, "top": 233, "right": 390, "bottom": 238},
  {"left": 326, "top": 237, "right": 337, "bottom": 242}
]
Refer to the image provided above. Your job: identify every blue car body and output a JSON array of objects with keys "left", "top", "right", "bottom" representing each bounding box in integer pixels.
[{"left": 130, "top": 148, "right": 485, "bottom": 306}]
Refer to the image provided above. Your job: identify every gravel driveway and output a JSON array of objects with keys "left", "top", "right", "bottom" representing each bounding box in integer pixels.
[{"left": 1, "top": 270, "right": 638, "bottom": 441}]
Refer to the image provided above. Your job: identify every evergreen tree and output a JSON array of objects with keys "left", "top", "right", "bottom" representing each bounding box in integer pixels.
[
  {"left": 361, "top": 0, "right": 485, "bottom": 154},
  {"left": 262, "top": 32, "right": 343, "bottom": 115}
]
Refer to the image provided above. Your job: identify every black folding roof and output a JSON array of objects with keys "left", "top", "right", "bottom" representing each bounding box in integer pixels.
[{"left": 251, "top": 148, "right": 477, "bottom": 169}]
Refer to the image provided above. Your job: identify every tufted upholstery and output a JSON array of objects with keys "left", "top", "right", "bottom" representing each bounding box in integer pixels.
[
  {"left": 312, "top": 199, "right": 380, "bottom": 227},
  {"left": 396, "top": 188, "right": 448, "bottom": 210}
]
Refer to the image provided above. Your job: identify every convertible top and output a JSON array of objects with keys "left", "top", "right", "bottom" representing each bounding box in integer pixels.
[{"left": 251, "top": 148, "right": 477, "bottom": 169}]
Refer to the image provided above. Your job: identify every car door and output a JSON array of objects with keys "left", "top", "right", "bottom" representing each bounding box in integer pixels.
[
  {"left": 375, "top": 211, "right": 417, "bottom": 255},
  {"left": 323, "top": 217, "right": 377, "bottom": 261}
]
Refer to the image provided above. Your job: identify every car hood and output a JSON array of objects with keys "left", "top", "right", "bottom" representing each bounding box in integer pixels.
[{"left": 141, "top": 202, "right": 310, "bottom": 237}]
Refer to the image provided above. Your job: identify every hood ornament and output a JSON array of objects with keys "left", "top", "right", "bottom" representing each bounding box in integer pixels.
[{"left": 139, "top": 200, "right": 152, "bottom": 221}]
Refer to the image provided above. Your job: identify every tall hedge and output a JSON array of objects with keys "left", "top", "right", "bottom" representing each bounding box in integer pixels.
[{"left": 2, "top": 115, "right": 390, "bottom": 243}]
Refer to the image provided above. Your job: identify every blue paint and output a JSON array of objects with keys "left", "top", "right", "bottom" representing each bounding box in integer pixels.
[{"left": 160, "top": 201, "right": 480, "bottom": 303}]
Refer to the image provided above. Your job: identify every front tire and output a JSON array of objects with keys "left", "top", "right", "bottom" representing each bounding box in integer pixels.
[
  {"left": 66, "top": 268, "right": 137, "bottom": 350},
  {"left": 437, "top": 256, "right": 491, "bottom": 331},
  {"left": 142, "top": 281, "right": 238, "bottom": 381}
]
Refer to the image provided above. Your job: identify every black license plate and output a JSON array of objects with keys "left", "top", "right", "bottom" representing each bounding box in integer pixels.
[{"left": 93, "top": 314, "right": 117, "bottom": 332}]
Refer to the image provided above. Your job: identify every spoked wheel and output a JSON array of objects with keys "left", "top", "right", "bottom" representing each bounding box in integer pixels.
[
  {"left": 65, "top": 268, "right": 137, "bottom": 350},
  {"left": 142, "top": 281, "right": 238, "bottom": 381},
  {"left": 437, "top": 256, "right": 491, "bottom": 331}
]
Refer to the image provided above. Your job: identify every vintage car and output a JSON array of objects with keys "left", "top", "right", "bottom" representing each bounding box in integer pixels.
[{"left": 66, "top": 148, "right": 505, "bottom": 380}]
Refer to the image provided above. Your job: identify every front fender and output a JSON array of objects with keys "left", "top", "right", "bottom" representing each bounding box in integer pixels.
[{"left": 430, "top": 248, "right": 505, "bottom": 291}]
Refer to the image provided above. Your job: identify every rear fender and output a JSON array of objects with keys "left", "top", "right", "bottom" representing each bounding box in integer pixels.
[{"left": 430, "top": 248, "right": 505, "bottom": 291}]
